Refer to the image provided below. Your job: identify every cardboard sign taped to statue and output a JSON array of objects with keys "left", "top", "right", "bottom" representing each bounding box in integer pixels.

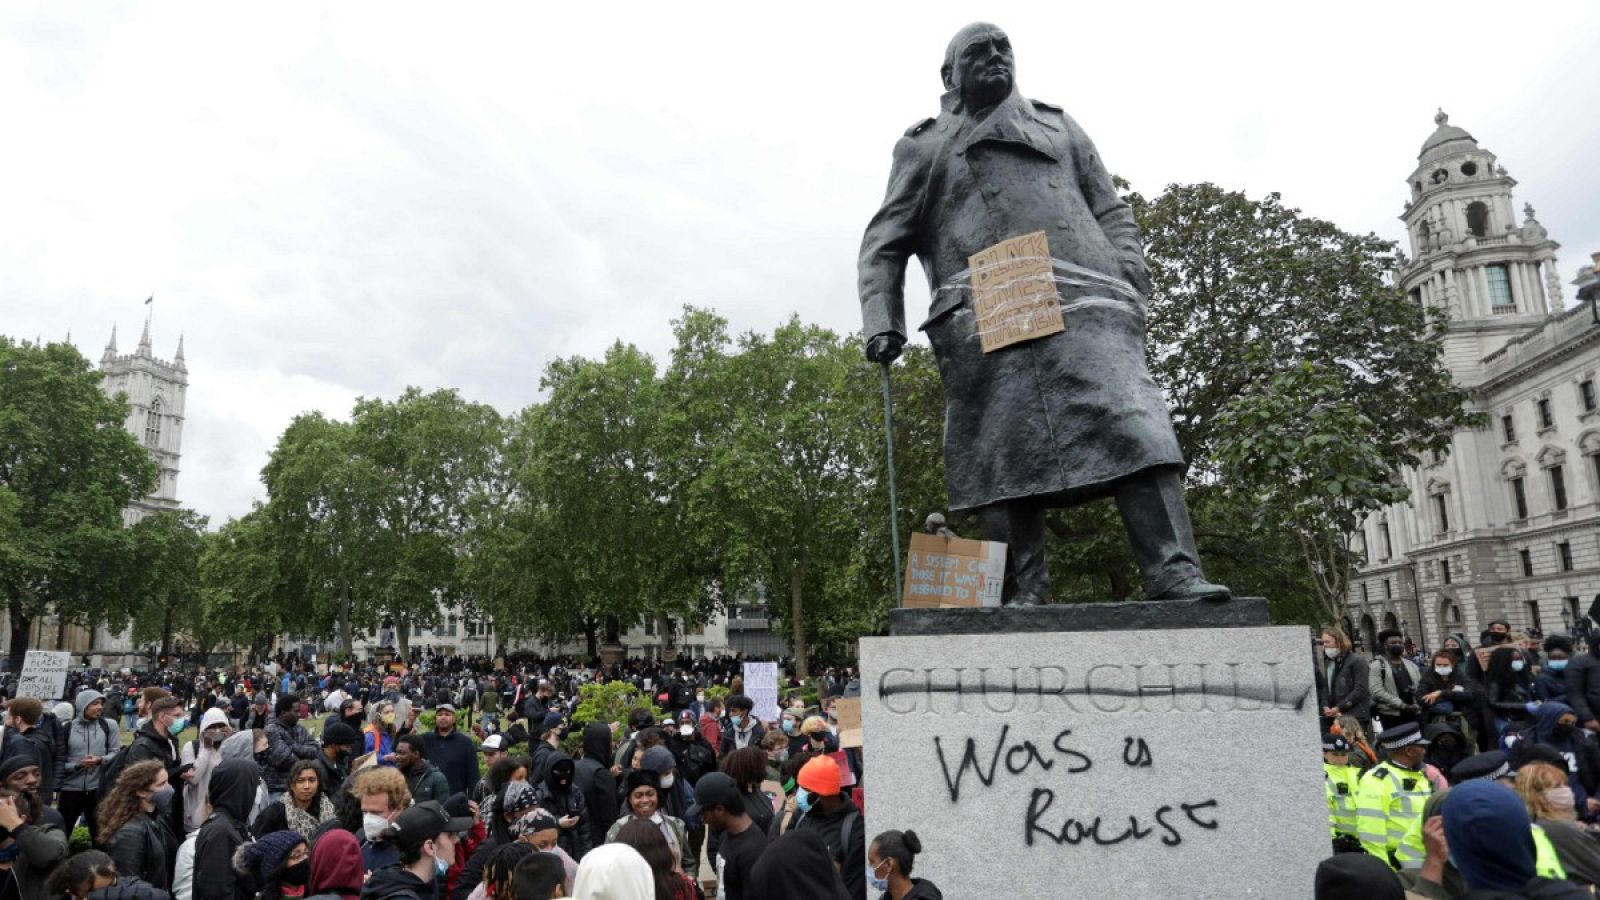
[{"left": 902, "top": 531, "right": 1005, "bottom": 608}]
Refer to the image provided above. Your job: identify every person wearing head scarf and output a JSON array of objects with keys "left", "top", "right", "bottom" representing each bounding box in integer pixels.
[
  {"left": 569, "top": 843, "right": 653, "bottom": 900},
  {"left": 1439, "top": 780, "right": 1589, "bottom": 897},
  {"left": 451, "top": 780, "right": 538, "bottom": 900},
  {"left": 307, "top": 829, "right": 364, "bottom": 900},
  {"left": 193, "top": 758, "right": 262, "bottom": 900},
  {"left": 748, "top": 830, "right": 849, "bottom": 900}
]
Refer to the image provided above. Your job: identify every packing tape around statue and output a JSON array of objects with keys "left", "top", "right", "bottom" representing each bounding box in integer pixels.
[{"left": 933, "top": 255, "right": 1144, "bottom": 353}]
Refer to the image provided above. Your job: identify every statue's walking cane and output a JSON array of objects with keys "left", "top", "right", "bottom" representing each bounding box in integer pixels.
[{"left": 879, "top": 360, "right": 903, "bottom": 604}]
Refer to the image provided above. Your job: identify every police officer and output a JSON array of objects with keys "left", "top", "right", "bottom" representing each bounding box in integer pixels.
[
  {"left": 1323, "top": 734, "right": 1360, "bottom": 851},
  {"left": 1356, "top": 722, "right": 1435, "bottom": 869}
]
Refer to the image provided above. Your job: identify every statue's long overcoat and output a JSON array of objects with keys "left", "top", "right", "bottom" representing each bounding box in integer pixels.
[{"left": 859, "top": 89, "right": 1184, "bottom": 512}]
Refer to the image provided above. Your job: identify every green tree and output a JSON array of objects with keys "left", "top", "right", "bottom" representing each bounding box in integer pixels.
[
  {"left": 684, "top": 317, "right": 875, "bottom": 676},
  {"left": 0, "top": 338, "right": 155, "bottom": 661},
  {"left": 1213, "top": 361, "right": 1412, "bottom": 622},
  {"left": 126, "top": 509, "right": 208, "bottom": 659},
  {"left": 260, "top": 413, "right": 376, "bottom": 653},
  {"left": 200, "top": 510, "right": 297, "bottom": 660}
]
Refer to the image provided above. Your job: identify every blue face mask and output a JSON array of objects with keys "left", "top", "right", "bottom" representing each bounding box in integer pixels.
[
  {"left": 867, "top": 861, "right": 889, "bottom": 892},
  {"left": 730, "top": 715, "right": 743, "bottom": 729},
  {"left": 168, "top": 717, "right": 188, "bottom": 736},
  {"left": 796, "top": 791, "right": 816, "bottom": 814},
  {"left": 1550, "top": 659, "right": 1569, "bottom": 671},
  {"left": 782, "top": 720, "right": 797, "bottom": 736},
  {"left": 1512, "top": 660, "right": 1526, "bottom": 673}
]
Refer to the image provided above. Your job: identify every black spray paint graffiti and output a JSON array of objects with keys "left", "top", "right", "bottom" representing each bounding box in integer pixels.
[
  {"left": 877, "top": 661, "right": 1314, "bottom": 716},
  {"left": 935, "top": 726, "right": 1221, "bottom": 850}
]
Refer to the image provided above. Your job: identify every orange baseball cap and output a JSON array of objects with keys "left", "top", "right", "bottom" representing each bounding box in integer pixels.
[{"left": 797, "top": 755, "right": 843, "bottom": 796}]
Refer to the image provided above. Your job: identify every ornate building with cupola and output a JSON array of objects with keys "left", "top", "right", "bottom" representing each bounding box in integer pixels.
[{"left": 1345, "top": 111, "right": 1600, "bottom": 652}]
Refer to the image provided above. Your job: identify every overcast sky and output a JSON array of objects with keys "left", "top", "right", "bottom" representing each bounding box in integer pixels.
[{"left": 4, "top": 2, "right": 1598, "bottom": 526}]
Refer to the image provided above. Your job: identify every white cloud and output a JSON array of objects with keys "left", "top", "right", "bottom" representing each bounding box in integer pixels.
[{"left": 2, "top": 1, "right": 1597, "bottom": 524}]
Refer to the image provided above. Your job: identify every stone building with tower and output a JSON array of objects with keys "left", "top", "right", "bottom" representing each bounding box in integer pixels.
[
  {"left": 1, "top": 319, "right": 189, "bottom": 664},
  {"left": 1346, "top": 111, "right": 1600, "bottom": 652}
]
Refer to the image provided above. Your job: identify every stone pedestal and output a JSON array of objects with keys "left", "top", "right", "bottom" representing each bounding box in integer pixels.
[
  {"left": 860, "top": 599, "right": 1326, "bottom": 900},
  {"left": 599, "top": 644, "right": 626, "bottom": 667}
]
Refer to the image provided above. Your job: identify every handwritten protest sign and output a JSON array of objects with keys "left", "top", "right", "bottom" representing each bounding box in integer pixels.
[
  {"left": 970, "top": 231, "right": 1063, "bottom": 353},
  {"left": 16, "top": 651, "right": 70, "bottom": 702},
  {"left": 834, "top": 698, "right": 863, "bottom": 749},
  {"left": 902, "top": 531, "right": 1006, "bottom": 608},
  {"left": 742, "top": 662, "right": 780, "bottom": 724}
]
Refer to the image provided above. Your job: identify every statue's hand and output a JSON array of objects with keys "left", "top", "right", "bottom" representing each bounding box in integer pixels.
[{"left": 866, "top": 333, "right": 905, "bottom": 364}]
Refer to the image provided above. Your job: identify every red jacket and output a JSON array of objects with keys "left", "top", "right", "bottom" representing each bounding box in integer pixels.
[{"left": 698, "top": 712, "right": 721, "bottom": 756}]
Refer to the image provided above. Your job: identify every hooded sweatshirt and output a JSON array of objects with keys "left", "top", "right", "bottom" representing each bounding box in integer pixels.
[
  {"left": 194, "top": 759, "right": 262, "bottom": 900},
  {"left": 1530, "top": 701, "right": 1600, "bottom": 806},
  {"left": 535, "top": 754, "right": 589, "bottom": 859},
  {"left": 575, "top": 723, "right": 620, "bottom": 851},
  {"left": 749, "top": 830, "right": 850, "bottom": 900},
  {"left": 305, "top": 826, "right": 363, "bottom": 896},
  {"left": 62, "top": 690, "right": 120, "bottom": 792},
  {"left": 181, "top": 709, "right": 233, "bottom": 832},
  {"left": 359, "top": 867, "right": 428, "bottom": 900}
]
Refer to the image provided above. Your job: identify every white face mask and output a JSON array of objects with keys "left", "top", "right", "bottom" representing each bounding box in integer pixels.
[
  {"left": 1512, "top": 660, "right": 1526, "bottom": 672},
  {"left": 1324, "top": 647, "right": 1340, "bottom": 659},
  {"left": 1435, "top": 666, "right": 1453, "bottom": 676},
  {"left": 678, "top": 725, "right": 693, "bottom": 738},
  {"left": 660, "top": 773, "right": 675, "bottom": 789},
  {"left": 362, "top": 812, "right": 391, "bottom": 841}
]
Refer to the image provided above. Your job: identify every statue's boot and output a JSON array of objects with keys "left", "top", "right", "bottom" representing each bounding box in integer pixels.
[{"left": 1116, "top": 469, "right": 1231, "bottom": 603}]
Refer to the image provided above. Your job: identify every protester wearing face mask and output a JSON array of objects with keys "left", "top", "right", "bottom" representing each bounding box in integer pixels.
[
  {"left": 1369, "top": 629, "right": 1422, "bottom": 728},
  {"left": 314, "top": 723, "right": 361, "bottom": 803},
  {"left": 801, "top": 717, "right": 840, "bottom": 755},
  {"left": 1486, "top": 645, "right": 1541, "bottom": 739},
  {"left": 532, "top": 756, "right": 588, "bottom": 861},
  {"left": 124, "top": 697, "right": 193, "bottom": 838},
  {"left": 1316, "top": 627, "right": 1372, "bottom": 734},
  {"left": 1414, "top": 649, "right": 1477, "bottom": 733},
  {"left": 1536, "top": 635, "right": 1575, "bottom": 704},
  {"left": 233, "top": 830, "right": 310, "bottom": 900},
  {"left": 194, "top": 758, "right": 262, "bottom": 900},
  {"left": 867, "top": 829, "right": 939, "bottom": 900},
  {"left": 365, "top": 702, "right": 401, "bottom": 767},
  {"left": 351, "top": 768, "right": 412, "bottom": 875},
  {"left": 772, "top": 756, "right": 866, "bottom": 900},
  {"left": 180, "top": 709, "right": 234, "bottom": 833},
  {"left": 98, "top": 761, "right": 179, "bottom": 892},
  {"left": 720, "top": 695, "right": 765, "bottom": 755},
  {"left": 1513, "top": 760, "right": 1600, "bottom": 885},
  {"left": 605, "top": 769, "right": 693, "bottom": 875}
]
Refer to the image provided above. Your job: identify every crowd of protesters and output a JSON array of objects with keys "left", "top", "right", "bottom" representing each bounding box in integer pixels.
[
  {"left": 0, "top": 650, "right": 936, "bottom": 900},
  {"left": 1315, "top": 615, "right": 1600, "bottom": 898}
]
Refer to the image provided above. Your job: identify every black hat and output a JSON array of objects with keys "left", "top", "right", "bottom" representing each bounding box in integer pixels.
[
  {"left": 1450, "top": 751, "right": 1511, "bottom": 783},
  {"left": 0, "top": 753, "right": 41, "bottom": 783},
  {"left": 623, "top": 768, "right": 661, "bottom": 795},
  {"left": 1511, "top": 742, "right": 1566, "bottom": 773},
  {"left": 540, "top": 712, "right": 564, "bottom": 734},
  {"left": 442, "top": 792, "right": 474, "bottom": 823},
  {"left": 321, "top": 722, "right": 360, "bottom": 748},
  {"left": 390, "top": 801, "right": 474, "bottom": 852},
  {"left": 1322, "top": 733, "right": 1351, "bottom": 753},
  {"left": 687, "top": 772, "right": 742, "bottom": 818},
  {"left": 1375, "top": 722, "right": 1428, "bottom": 751}
]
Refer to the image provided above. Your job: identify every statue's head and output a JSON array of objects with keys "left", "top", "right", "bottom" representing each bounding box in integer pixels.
[{"left": 941, "top": 22, "right": 1013, "bottom": 112}]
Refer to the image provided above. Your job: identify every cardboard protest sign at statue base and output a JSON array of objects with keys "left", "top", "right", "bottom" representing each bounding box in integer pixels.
[
  {"left": 860, "top": 601, "right": 1326, "bottom": 900},
  {"left": 903, "top": 531, "right": 1005, "bottom": 608}
]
